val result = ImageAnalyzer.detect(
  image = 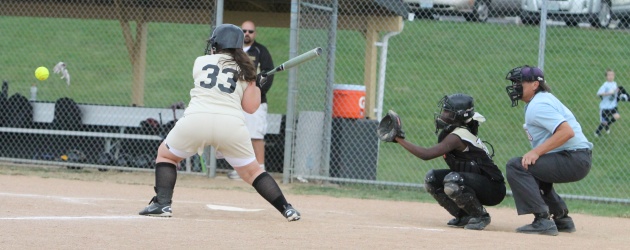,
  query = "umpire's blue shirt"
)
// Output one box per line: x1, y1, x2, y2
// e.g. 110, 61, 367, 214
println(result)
523, 92, 593, 153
